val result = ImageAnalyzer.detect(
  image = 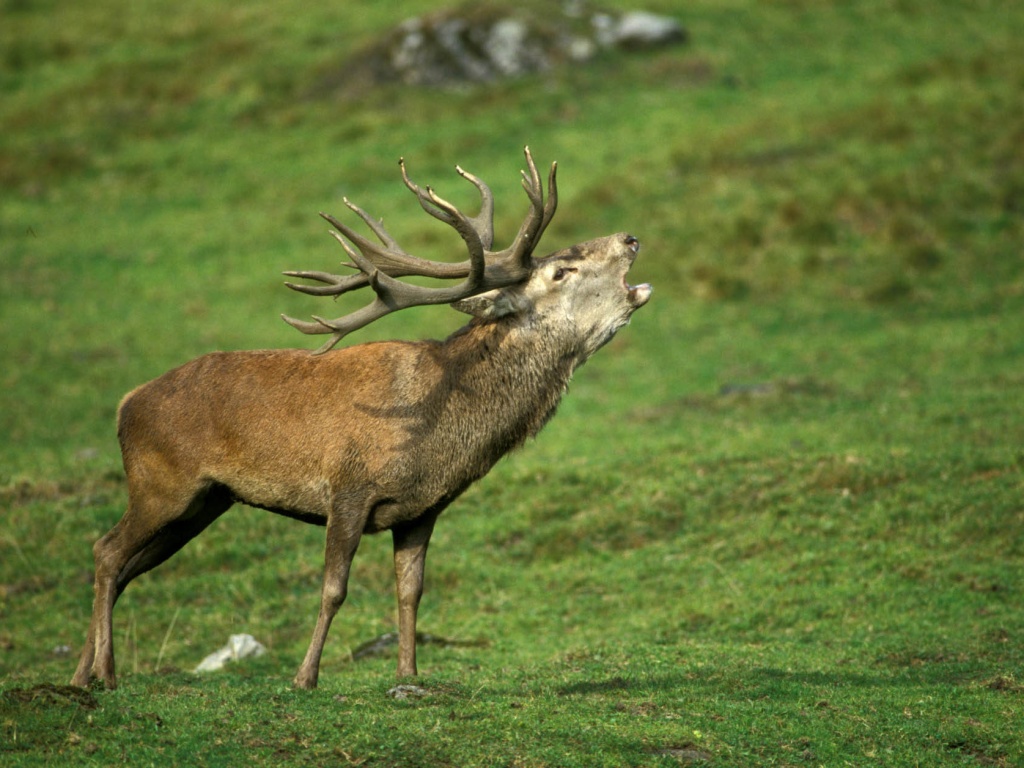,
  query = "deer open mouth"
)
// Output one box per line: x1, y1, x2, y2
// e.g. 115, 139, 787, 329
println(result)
627, 281, 653, 308
622, 236, 651, 308
624, 268, 652, 308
